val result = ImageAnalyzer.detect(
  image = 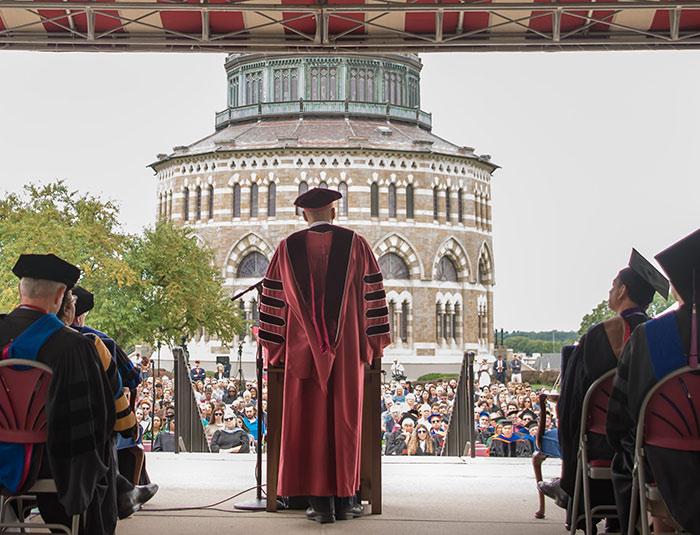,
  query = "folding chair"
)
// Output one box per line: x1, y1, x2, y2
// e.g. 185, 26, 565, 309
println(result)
628, 366, 700, 535
570, 369, 619, 535
0, 358, 81, 534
